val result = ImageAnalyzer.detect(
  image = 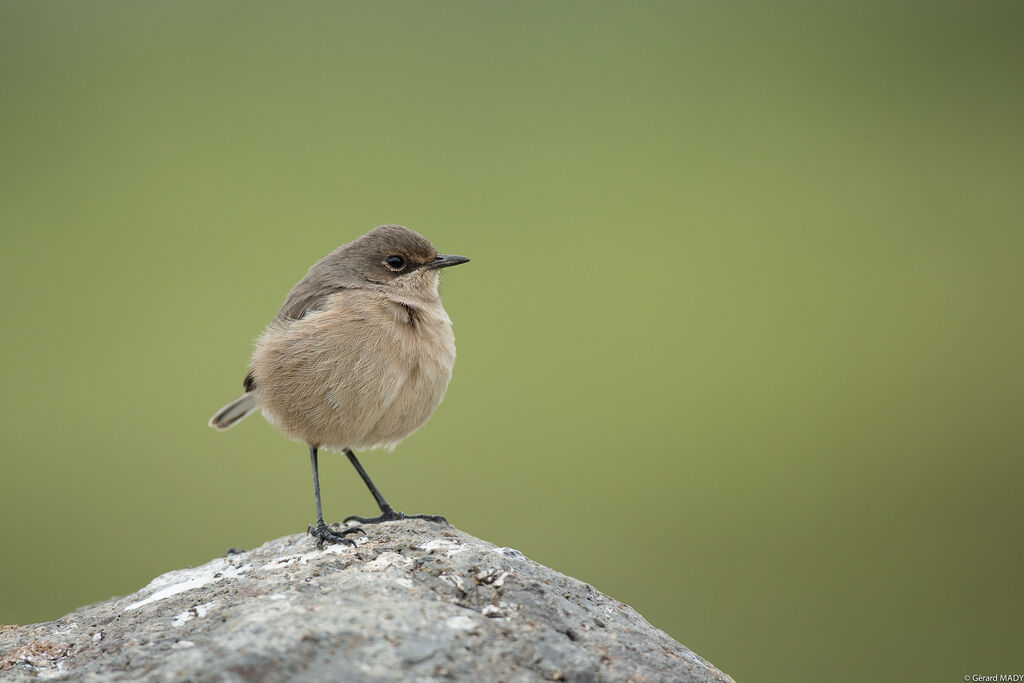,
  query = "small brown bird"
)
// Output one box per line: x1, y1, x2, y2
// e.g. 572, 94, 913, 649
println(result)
210, 224, 469, 547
